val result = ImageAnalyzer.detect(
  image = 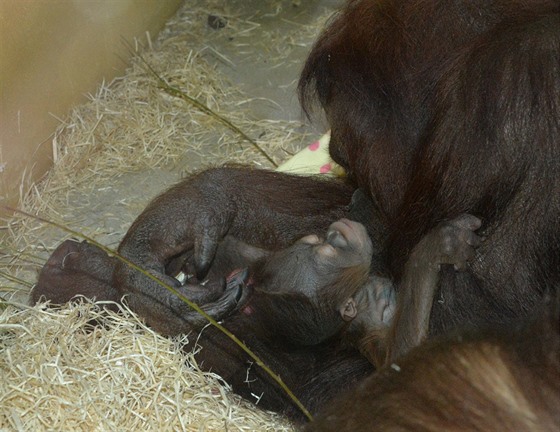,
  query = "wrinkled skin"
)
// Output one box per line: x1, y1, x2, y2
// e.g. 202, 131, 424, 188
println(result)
111, 171, 356, 337
187, 213, 481, 418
